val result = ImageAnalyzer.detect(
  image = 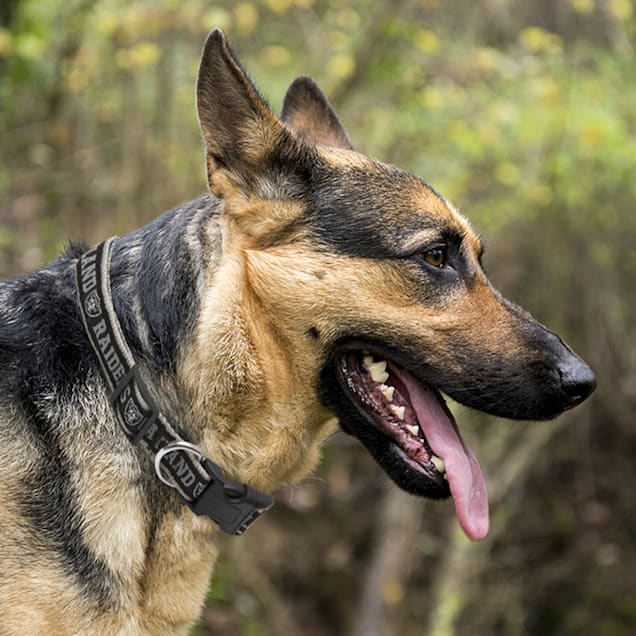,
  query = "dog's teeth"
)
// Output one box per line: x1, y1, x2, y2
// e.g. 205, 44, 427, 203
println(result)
367, 360, 389, 383
390, 405, 406, 421
431, 455, 446, 474
362, 356, 389, 384
405, 423, 419, 435
380, 384, 395, 401
372, 359, 387, 372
